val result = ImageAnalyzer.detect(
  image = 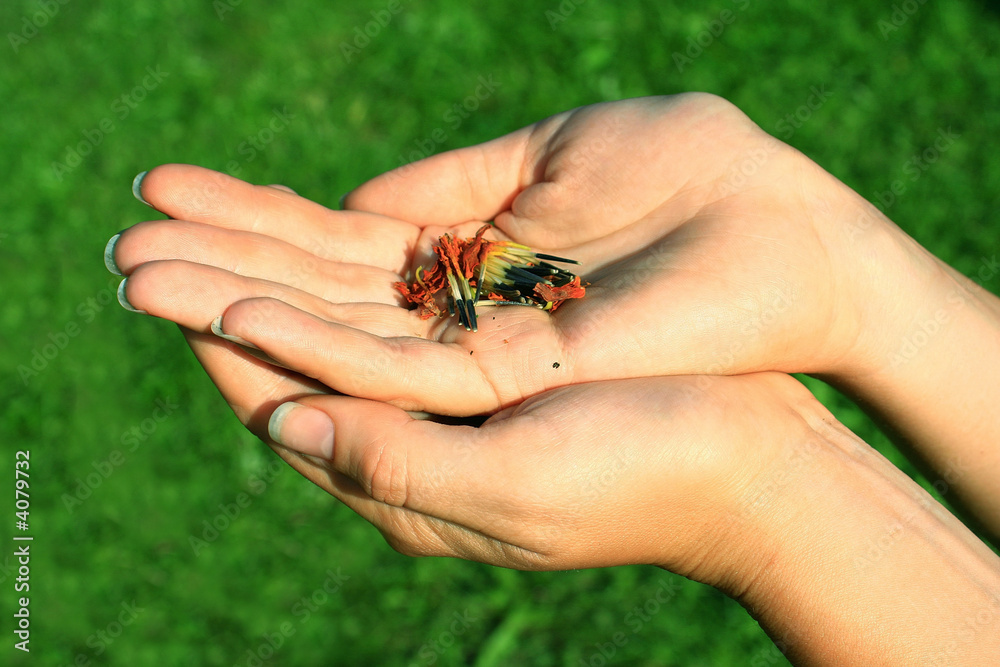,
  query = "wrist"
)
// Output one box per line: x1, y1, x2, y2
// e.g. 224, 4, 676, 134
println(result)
819, 190, 998, 383
814, 196, 1000, 538
735, 416, 1000, 664
814, 194, 947, 379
